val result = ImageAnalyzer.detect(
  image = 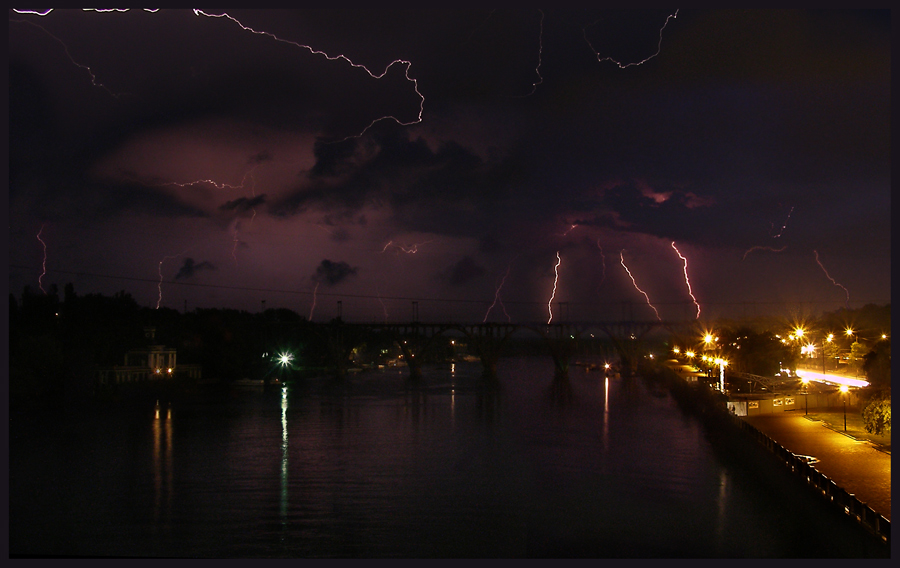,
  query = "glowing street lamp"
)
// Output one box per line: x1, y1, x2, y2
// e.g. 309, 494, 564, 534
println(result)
713, 357, 728, 393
